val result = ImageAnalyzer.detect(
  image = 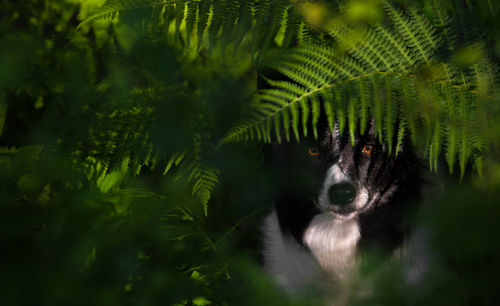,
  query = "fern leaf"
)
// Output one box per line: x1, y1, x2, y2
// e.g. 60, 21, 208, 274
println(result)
190, 166, 220, 216
384, 74, 397, 155
408, 5, 440, 50
78, 0, 155, 29
348, 95, 357, 145
197, 0, 212, 51
284, 52, 335, 85
289, 98, 300, 141
164, 150, 186, 175
357, 78, 369, 135
162, 2, 176, 32
329, 25, 379, 71
381, 0, 432, 64
209, 0, 226, 52
429, 120, 442, 172
282, 102, 291, 142
232, 0, 254, 53
260, 0, 288, 54
184, 0, 198, 47
444, 84, 458, 173
373, 24, 415, 72
395, 118, 406, 157
282, 6, 300, 48
361, 27, 397, 72
400, 75, 418, 144
430, 0, 456, 52
221, 0, 240, 55
174, 0, 186, 41
299, 96, 309, 137
297, 21, 311, 45
252, 0, 270, 55
274, 112, 282, 143
371, 74, 383, 142
319, 87, 335, 133
270, 61, 322, 90
458, 122, 472, 180
310, 92, 321, 139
